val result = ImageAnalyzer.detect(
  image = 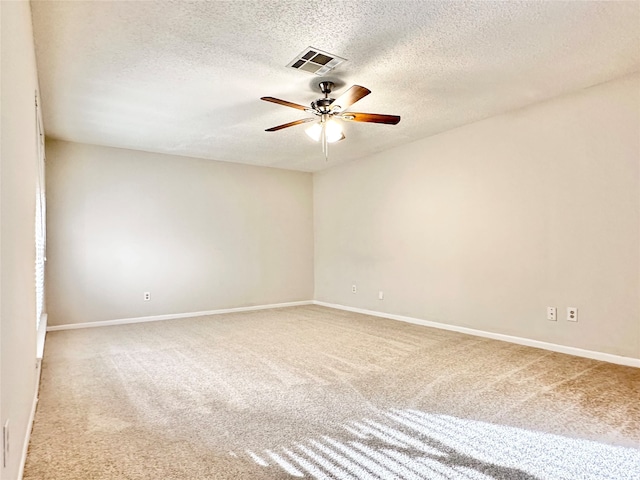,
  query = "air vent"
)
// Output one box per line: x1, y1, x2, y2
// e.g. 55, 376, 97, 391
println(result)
287, 47, 346, 76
